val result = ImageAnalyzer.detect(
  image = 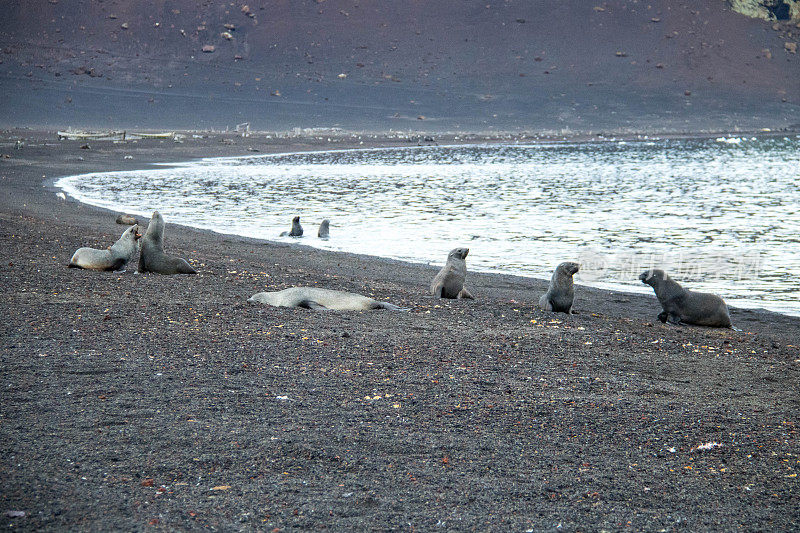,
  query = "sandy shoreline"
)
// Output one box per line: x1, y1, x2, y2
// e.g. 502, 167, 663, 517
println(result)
1, 131, 798, 530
